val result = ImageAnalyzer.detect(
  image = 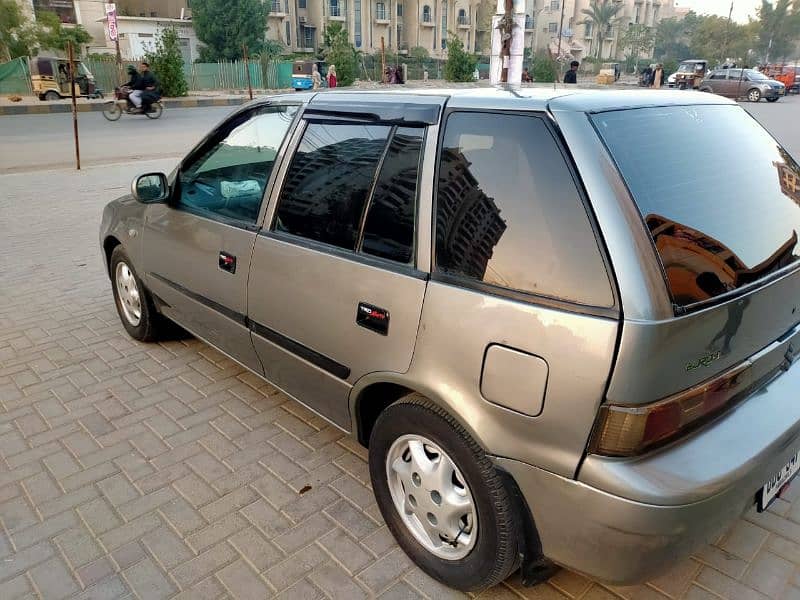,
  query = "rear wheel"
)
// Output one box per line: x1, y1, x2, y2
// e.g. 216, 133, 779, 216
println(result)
145, 102, 163, 119
747, 88, 762, 102
43, 90, 60, 101
678, 82, 687, 90
699, 86, 713, 93
369, 395, 522, 591
102, 101, 122, 121
767, 97, 780, 102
